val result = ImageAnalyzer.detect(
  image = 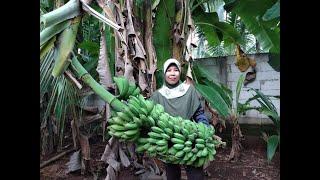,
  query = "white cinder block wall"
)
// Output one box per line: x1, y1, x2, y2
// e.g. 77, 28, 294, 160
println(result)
196, 53, 280, 125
